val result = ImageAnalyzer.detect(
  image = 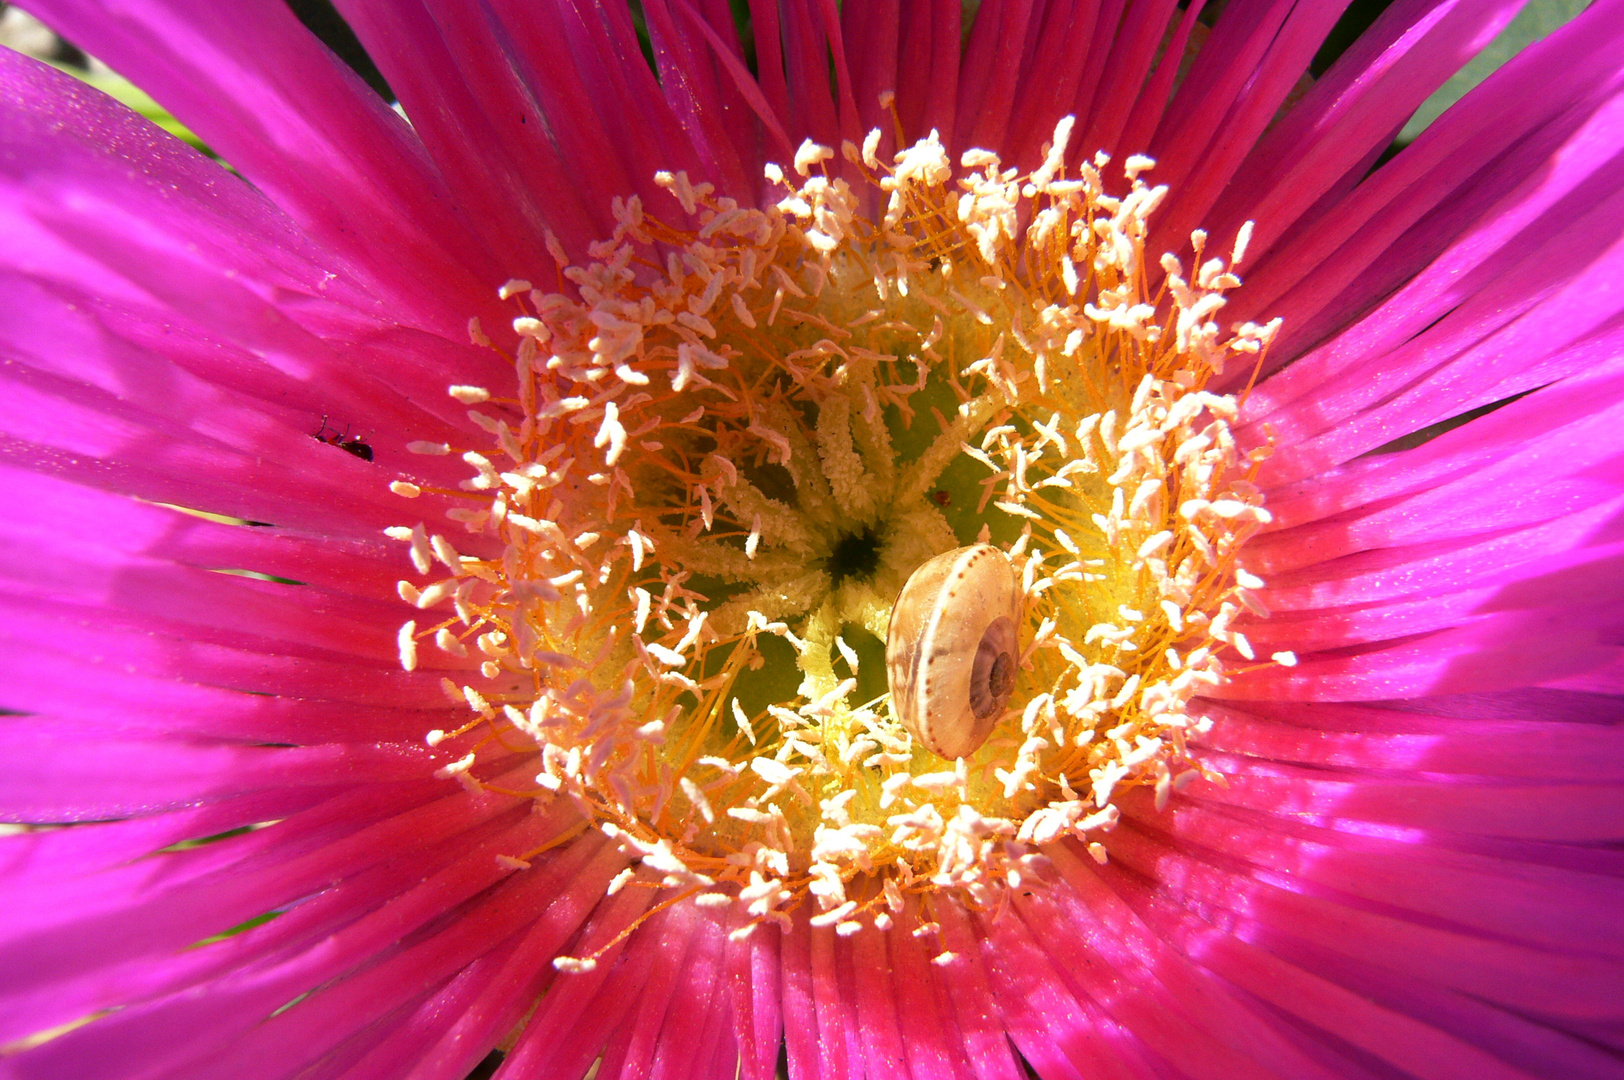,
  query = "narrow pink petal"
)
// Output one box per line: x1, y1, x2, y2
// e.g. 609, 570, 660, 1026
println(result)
1180, 749, 1624, 842
807, 921, 864, 1080
2, 799, 566, 1067
1206, 0, 1524, 271
22, 823, 612, 1080
1074, 0, 1180, 164
0, 735, 437, 821
975, 903, 1155, 1080
935, 898, 1090, 1080
775, 0, 842, 151
645, 908, 733, 1080
608, 897, 708, 1076
0, 775, 535, 1020
0, 604, 478, 711
1245, 546, 1624, 656
1249, 371, 1624, 572
262, 964, 483, 1080
0, 61, 507, 440
0, 640, 453, 744
1011, 882, 1283, 1080
1252, 199, 1624, 484
0, 58, 391, 345
0, 467, 413, 602
1147, 0, 1353, 261
726, 912, 785, 1080
329, 0, 594, 279
625, 0, 754, 197
892, 0, 961, 147
0, 789, 317, 886
1544, 656, 1624, 694
24, 0, 507, 335
402, 860, 647, 1080
956, 0, 1037, 155
666, 0, 798, 167
1231, 613, 1624, 701
1112, 0, 1206, 164
1064, 0, 1132, 171
1107, 818, 1624, 1020
744, 0, 792, 126
1146, 0, 1299, 195
1044, 841, 1348, 1079
1000, 0, 1108, 167
499, 0, 714, 218
1243, 69, 1624, 408
880, 907, 989, 1080
496, 890, 668, 1080
1230, 0, 1624, 354
778, 914, 832, 1080
814, 0, 865, 148
1260, 492, 1624, 612
840, 0, 899, 139
907, 901, 1022, 1080
849, 921, 920, 1078
1101, 857, 1555, 1080
1119, 778, 1624, 961
195, 834, 618, 1080
1199, 700, 1624, 783
0, 552, 410, 665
